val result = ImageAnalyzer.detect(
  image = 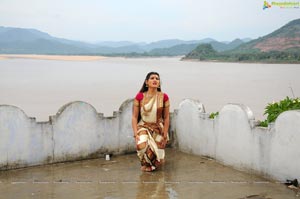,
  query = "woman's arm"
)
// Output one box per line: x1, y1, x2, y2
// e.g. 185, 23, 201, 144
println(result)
132, 105, 140, 138
163, 106, 170, 140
